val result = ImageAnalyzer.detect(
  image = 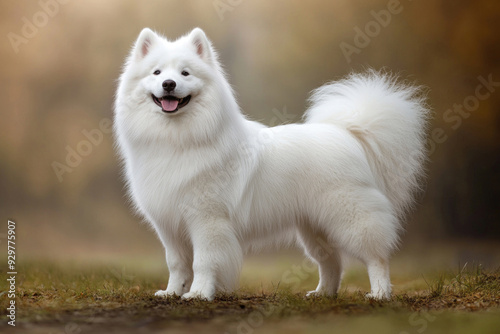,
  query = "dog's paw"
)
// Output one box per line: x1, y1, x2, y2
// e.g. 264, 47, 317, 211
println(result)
306, 290, 320, 297
155, 290, 178, 298
365, 292, 391, 300
181, 291, 213, 301
306, 289, 336, 298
